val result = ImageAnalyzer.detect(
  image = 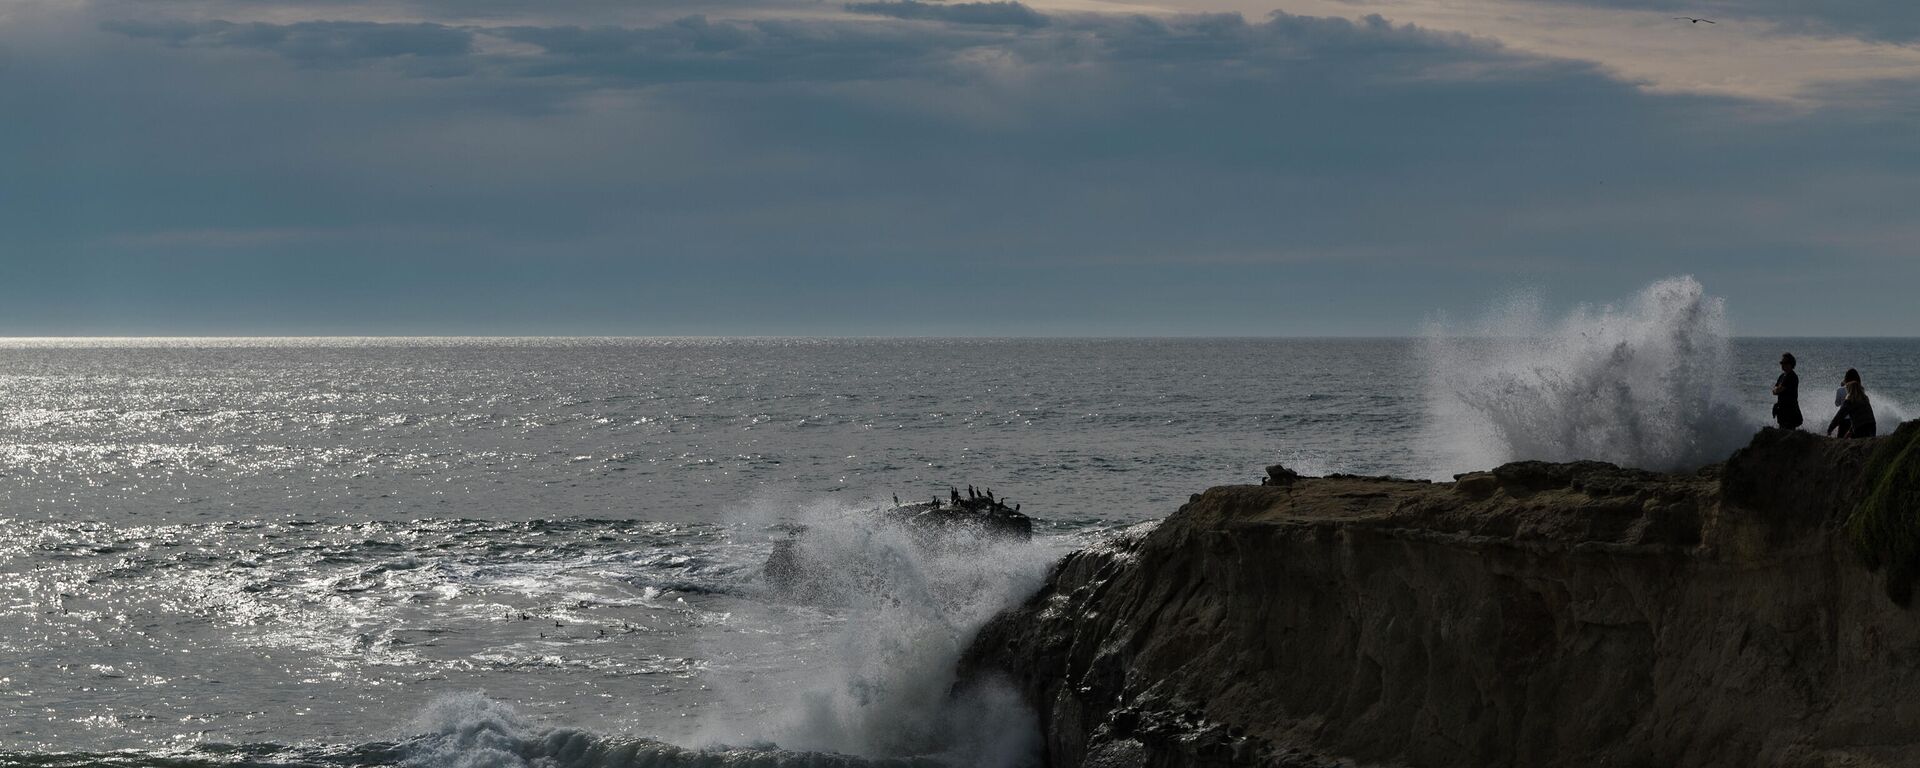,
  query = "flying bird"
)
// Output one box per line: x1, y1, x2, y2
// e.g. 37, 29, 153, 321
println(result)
1674, 16, 1715, 23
